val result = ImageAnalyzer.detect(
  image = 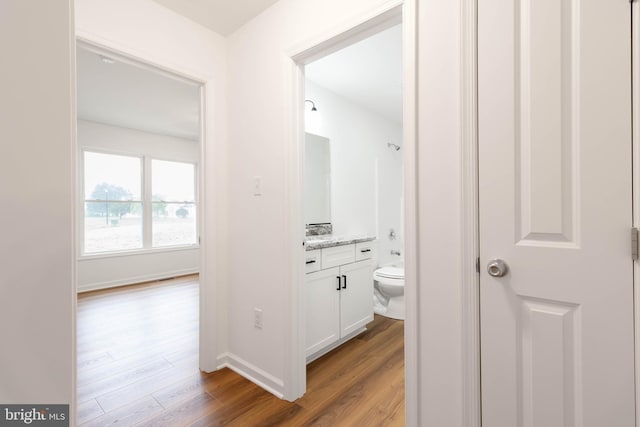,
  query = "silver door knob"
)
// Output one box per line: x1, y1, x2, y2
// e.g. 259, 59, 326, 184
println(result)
487, 259, 508, 277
